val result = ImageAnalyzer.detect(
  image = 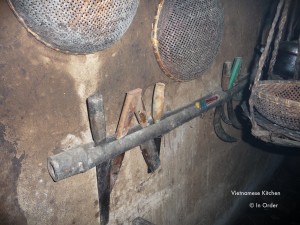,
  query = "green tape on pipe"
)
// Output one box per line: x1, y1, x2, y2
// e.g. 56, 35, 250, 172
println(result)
228, 57, 242, 90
